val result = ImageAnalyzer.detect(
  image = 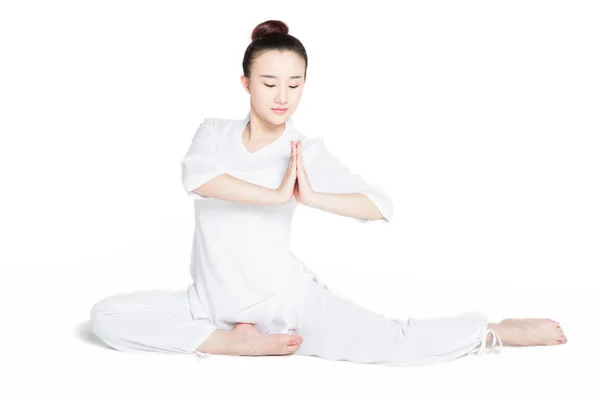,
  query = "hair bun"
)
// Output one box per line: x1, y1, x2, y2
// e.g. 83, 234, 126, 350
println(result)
251, 20, 289, 41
